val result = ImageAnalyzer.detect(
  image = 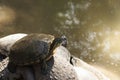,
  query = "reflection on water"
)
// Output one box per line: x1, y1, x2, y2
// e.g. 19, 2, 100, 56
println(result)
0, 0, 120, 78
0, 6, 15, 25
0, 5, 15, 35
